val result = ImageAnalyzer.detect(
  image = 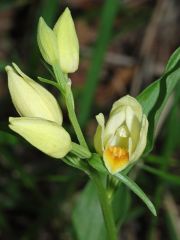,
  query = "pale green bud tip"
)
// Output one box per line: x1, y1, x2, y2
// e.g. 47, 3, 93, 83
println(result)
94, 95, 148, 174
9, 117, 71, 158
5, 66, 12, 72
37, 16, 58, 65
54, 7, 79, 73
64, 7, 71, 15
